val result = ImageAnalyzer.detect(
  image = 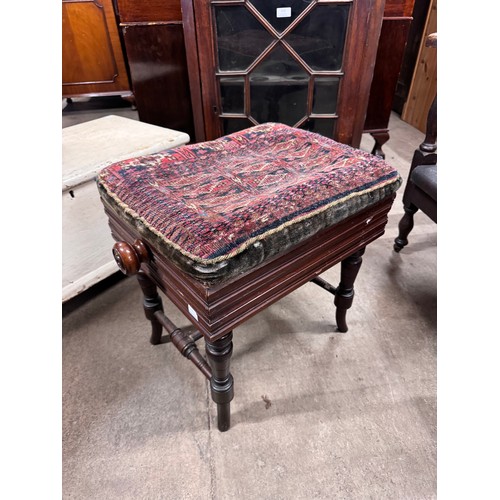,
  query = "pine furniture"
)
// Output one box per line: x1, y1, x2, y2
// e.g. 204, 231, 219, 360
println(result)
62, 115, 190, 301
